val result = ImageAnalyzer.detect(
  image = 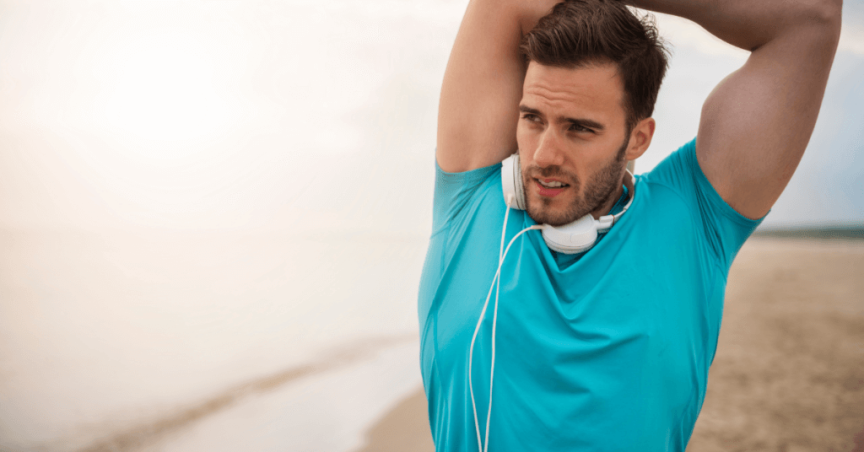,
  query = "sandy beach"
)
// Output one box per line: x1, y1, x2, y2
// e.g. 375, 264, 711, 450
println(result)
356, 237, 864, 452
